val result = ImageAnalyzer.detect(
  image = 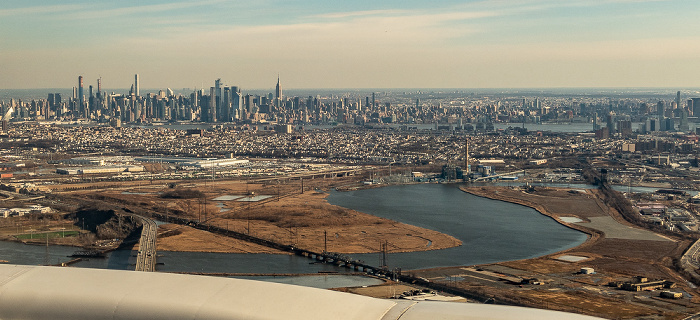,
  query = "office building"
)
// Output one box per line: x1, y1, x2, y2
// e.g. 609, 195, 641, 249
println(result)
134, 74, 139, 97
275, 75, 282, 108
679, 109, 690, 132
215, 79, 222, 122
692, 98, 700, 117
209, 87, 217, 122
78, 76, 84, 116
